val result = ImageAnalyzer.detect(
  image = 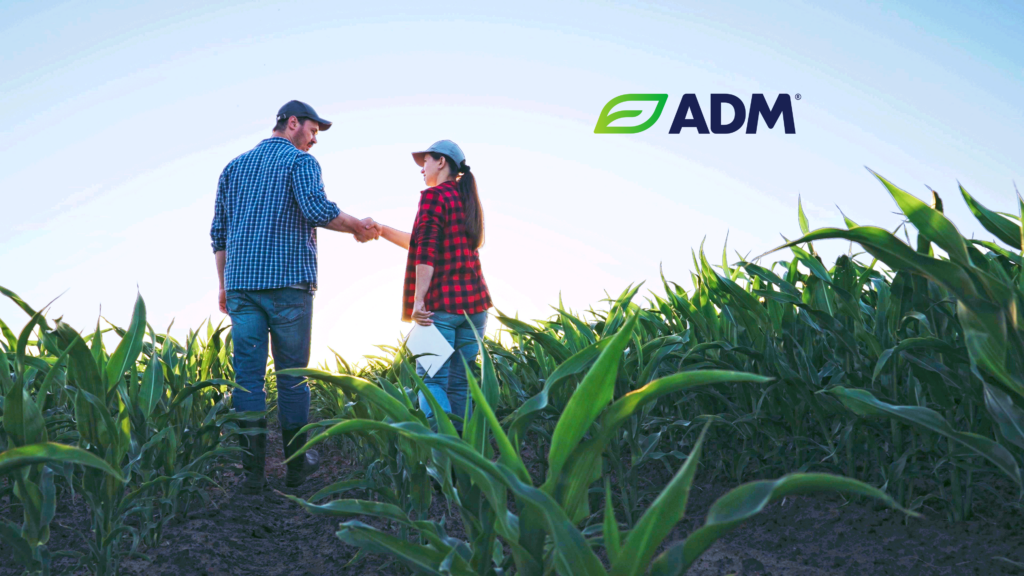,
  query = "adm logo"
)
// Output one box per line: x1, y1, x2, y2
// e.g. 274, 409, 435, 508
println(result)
595, 93, 797, 134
